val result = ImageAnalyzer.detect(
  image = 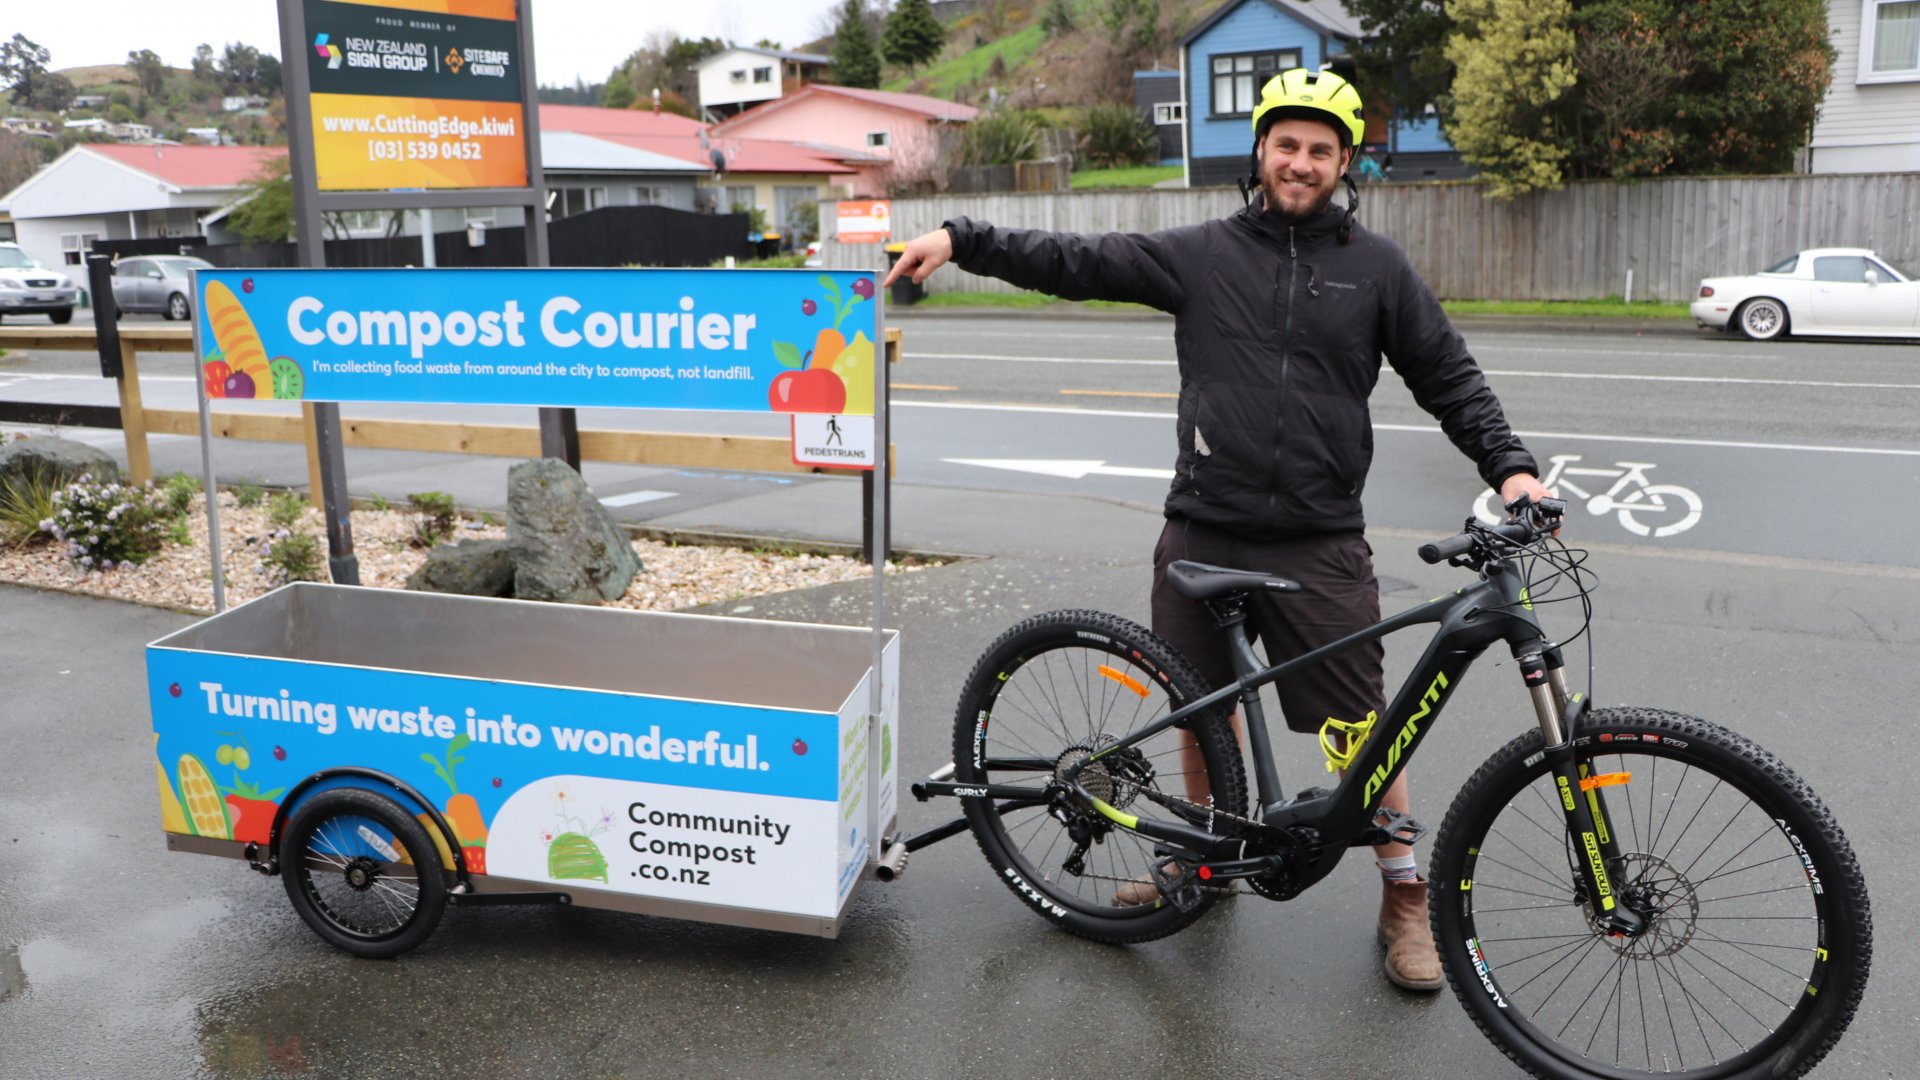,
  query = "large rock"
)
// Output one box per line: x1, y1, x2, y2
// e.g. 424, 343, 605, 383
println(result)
506, 459, 643, 604
0, 436, 119, 492
405, 538, 515, 597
